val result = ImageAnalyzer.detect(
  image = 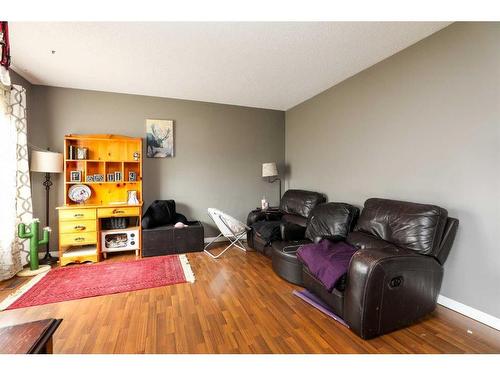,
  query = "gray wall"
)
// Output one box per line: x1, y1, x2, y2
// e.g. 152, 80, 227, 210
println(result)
26, 86, 285, 249
285, 22, 500, 318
